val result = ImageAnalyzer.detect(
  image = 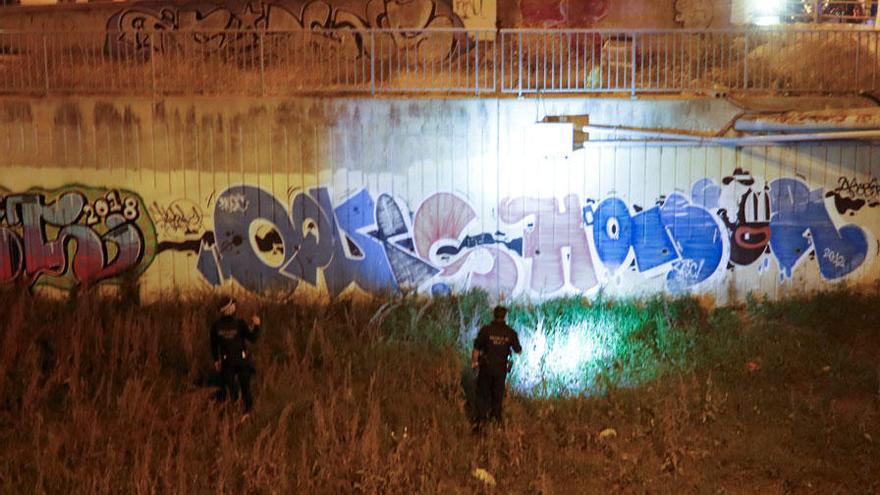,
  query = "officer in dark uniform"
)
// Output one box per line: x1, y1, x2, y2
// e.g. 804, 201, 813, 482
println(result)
210, 297, 261, 413
471, 305, 522, 429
